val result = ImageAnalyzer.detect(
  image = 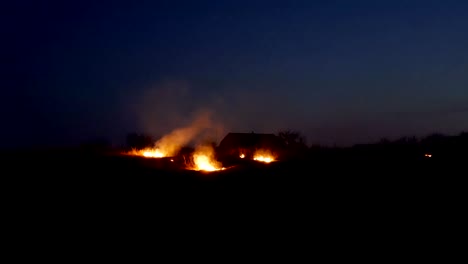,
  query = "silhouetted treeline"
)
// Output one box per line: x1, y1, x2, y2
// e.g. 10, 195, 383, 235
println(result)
101, 130, 468, 161
308, 131, 468, 161
125, 133, 154, 150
